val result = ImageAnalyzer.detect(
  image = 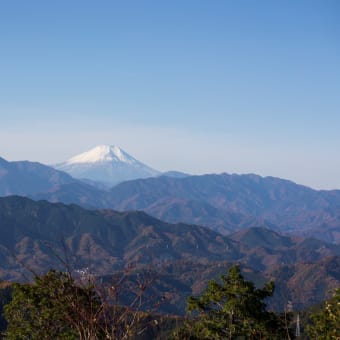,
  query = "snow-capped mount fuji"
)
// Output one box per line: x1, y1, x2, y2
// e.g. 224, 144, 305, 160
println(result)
54, 145, 160, 187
